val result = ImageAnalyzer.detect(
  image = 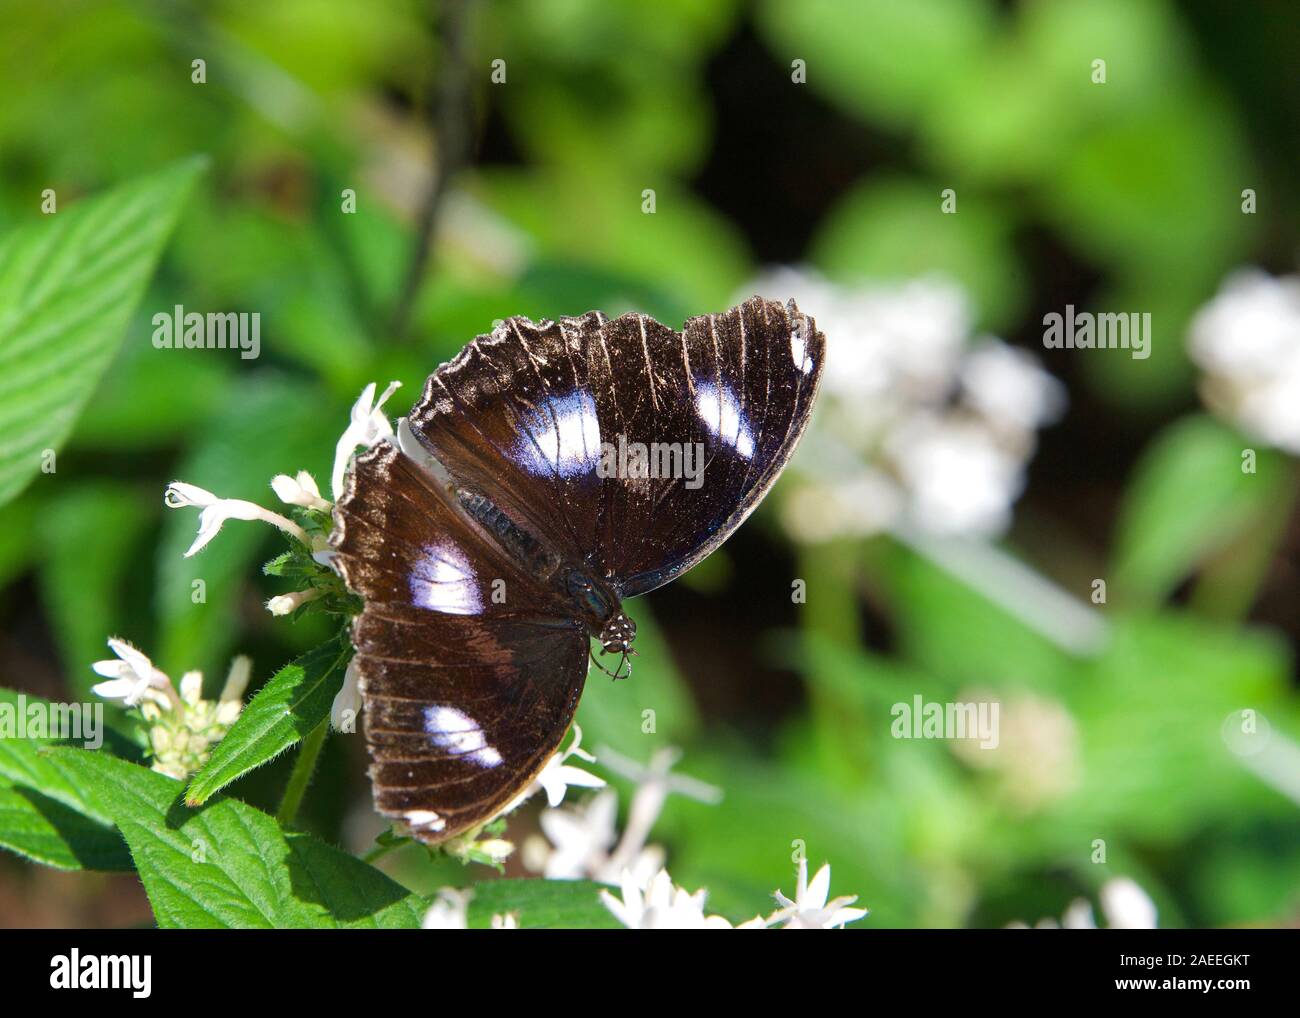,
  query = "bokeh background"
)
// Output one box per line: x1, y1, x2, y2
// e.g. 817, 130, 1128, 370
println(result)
1, 0, 1298, 927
